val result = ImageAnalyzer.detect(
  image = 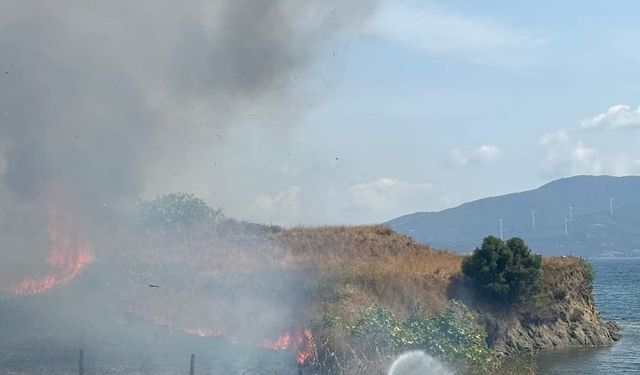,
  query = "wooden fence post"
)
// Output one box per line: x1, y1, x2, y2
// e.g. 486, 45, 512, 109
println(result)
79, 349, 84, 375
189, 354, 195, 375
